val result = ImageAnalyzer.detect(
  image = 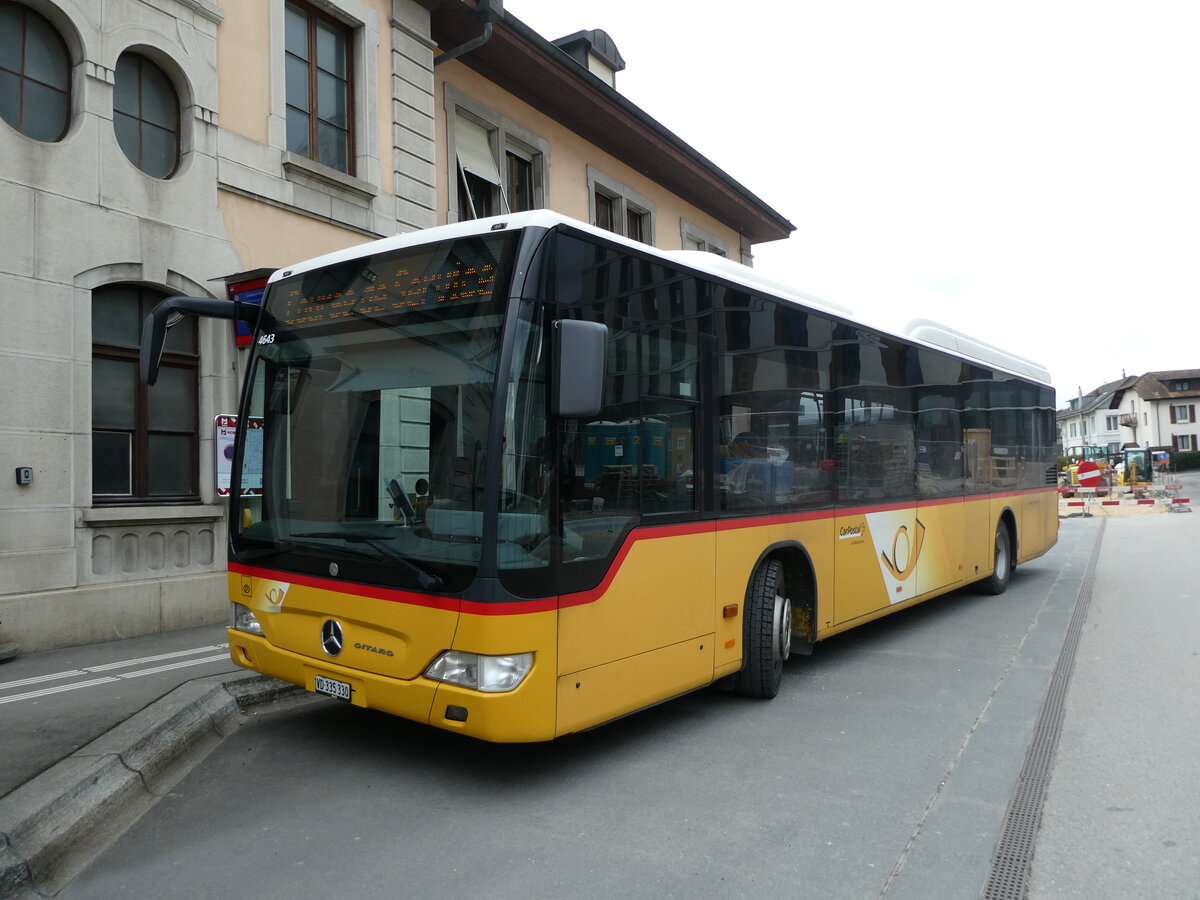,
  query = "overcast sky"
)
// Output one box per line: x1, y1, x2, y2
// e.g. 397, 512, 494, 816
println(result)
509, 1, 1199, 402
